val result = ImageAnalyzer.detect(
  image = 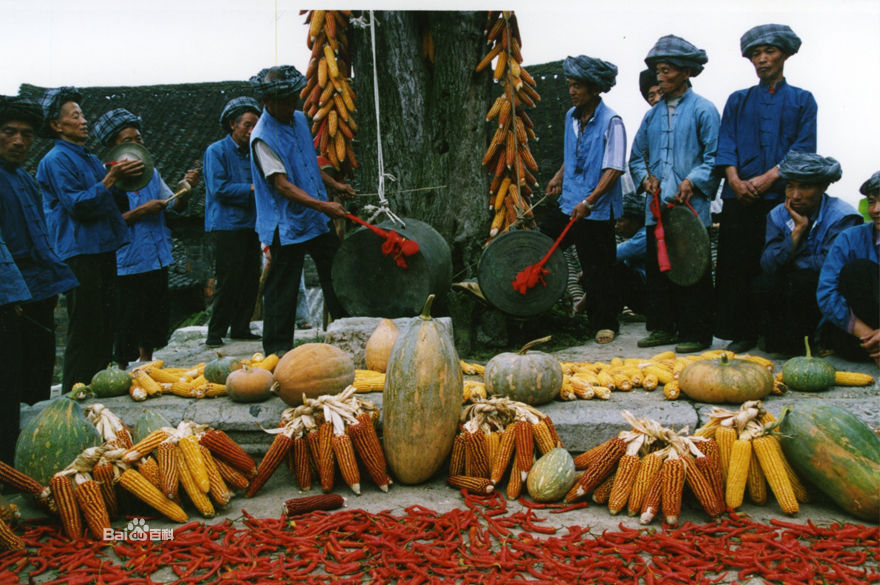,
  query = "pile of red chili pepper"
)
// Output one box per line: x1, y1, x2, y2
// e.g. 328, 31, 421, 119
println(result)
1, 492, 877, 584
